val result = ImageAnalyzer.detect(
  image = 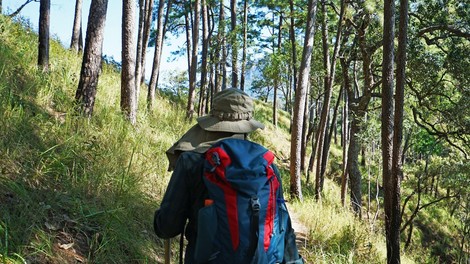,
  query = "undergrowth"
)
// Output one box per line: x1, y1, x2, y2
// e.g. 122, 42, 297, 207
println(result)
0, 14, 463, 264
